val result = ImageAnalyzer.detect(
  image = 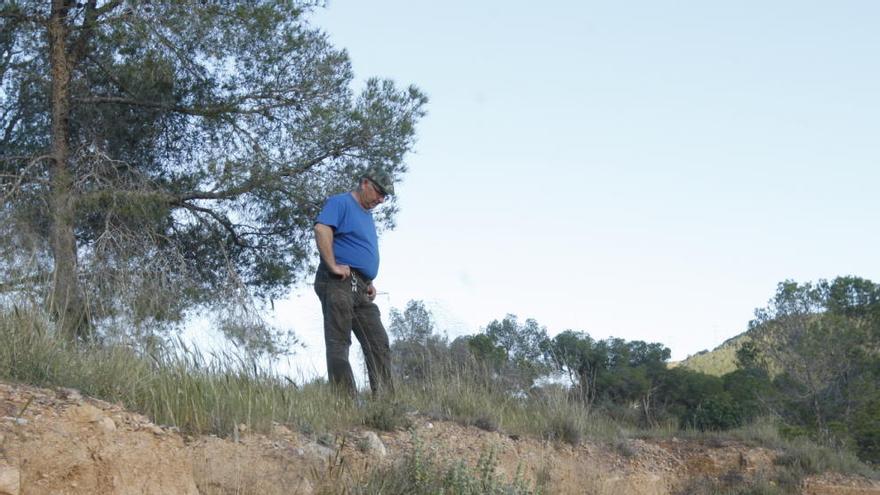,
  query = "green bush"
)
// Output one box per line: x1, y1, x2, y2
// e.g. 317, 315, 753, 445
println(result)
691, 396, 746, 431
774, 437, 876, 479
852, 397, 880, 464
362, 399, 412, 432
